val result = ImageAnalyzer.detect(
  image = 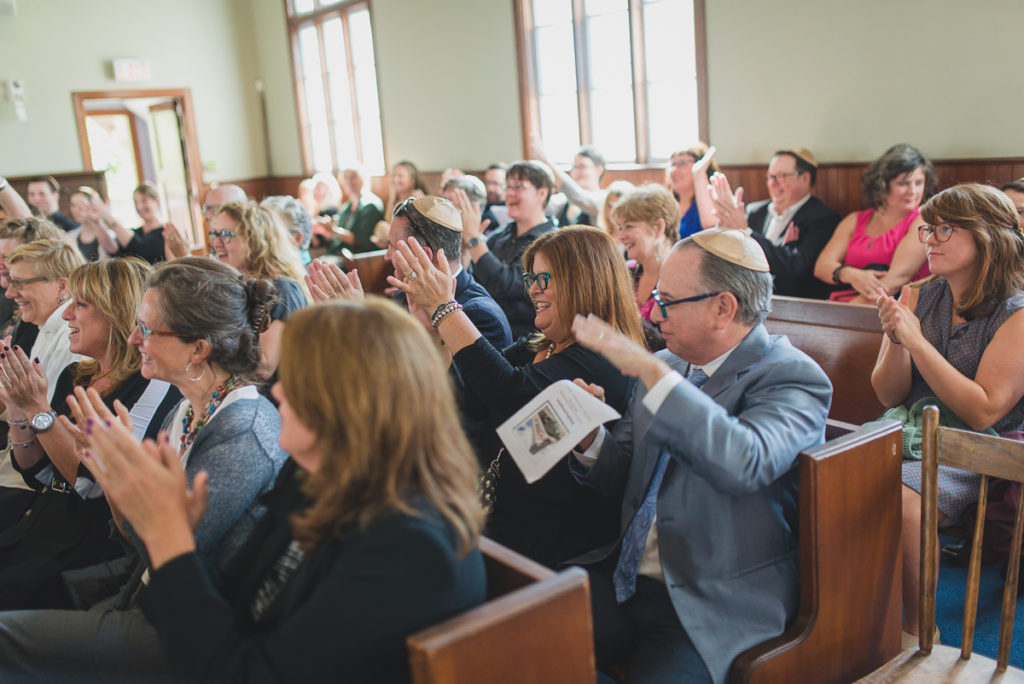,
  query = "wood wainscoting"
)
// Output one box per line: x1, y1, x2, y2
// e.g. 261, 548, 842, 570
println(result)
214, 156, 1024, 220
